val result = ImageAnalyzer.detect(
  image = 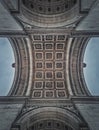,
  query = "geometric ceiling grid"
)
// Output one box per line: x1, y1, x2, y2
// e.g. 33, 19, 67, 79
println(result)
31, 35, 69, 98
